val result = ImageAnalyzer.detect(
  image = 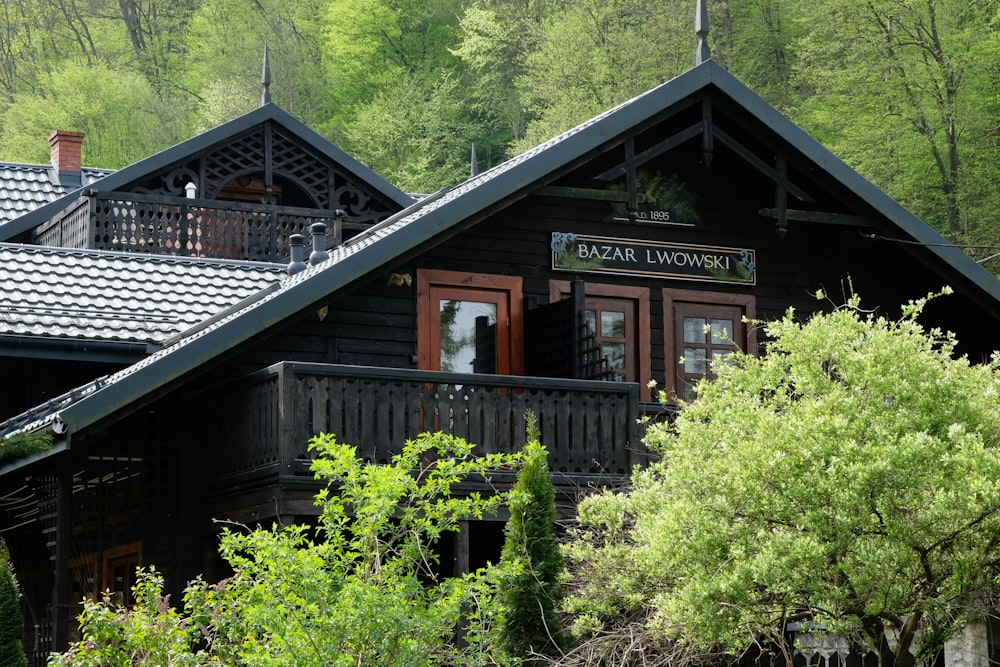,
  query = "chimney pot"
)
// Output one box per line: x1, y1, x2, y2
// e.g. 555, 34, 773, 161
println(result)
287, 234, 307, 275
309, 223, 330, 265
